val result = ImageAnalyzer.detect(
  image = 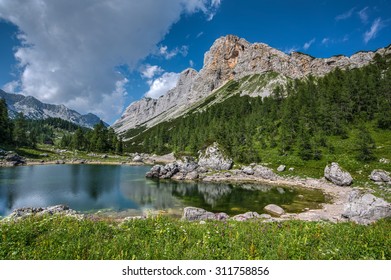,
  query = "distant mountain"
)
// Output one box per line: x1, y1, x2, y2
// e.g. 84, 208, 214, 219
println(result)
0, 90, 107, 128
